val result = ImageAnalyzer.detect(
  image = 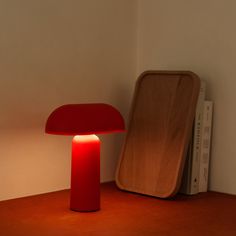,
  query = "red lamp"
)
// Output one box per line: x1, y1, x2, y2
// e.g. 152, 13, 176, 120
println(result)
45, 103, 125, 212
